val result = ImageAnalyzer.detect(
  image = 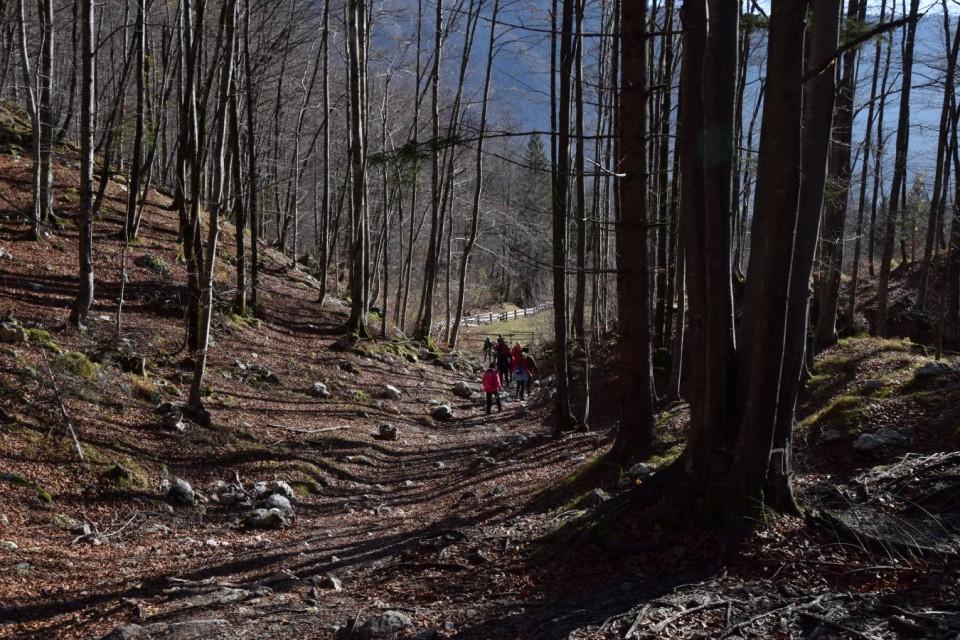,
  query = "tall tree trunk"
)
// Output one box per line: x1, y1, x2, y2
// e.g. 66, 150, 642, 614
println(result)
815, 0, 863, 350
345, 0, 370, 337
918, 2, 959, 309
551, 0, 577, 433
876, 0, 920, 336
69, 0, 95, 327
612, 0, 655, 461
848, 0, 888, 323
767, 0, 841, 513
450, 0, 500, 348
190, 0, 236, 417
